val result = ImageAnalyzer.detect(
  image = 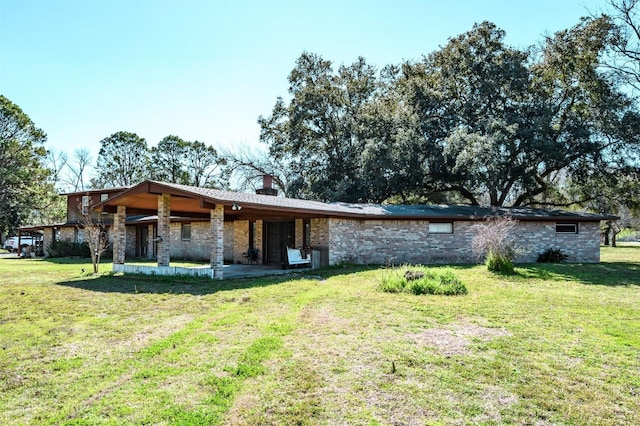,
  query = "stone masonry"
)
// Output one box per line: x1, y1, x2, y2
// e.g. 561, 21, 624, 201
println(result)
327, 219, 601, 265
113, 205, 126, 264
233, 220, 249, 264
295, 219, 304, 248
157, 194, 171, 267
166, 221, 214, 261
210, 205, 224, 279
